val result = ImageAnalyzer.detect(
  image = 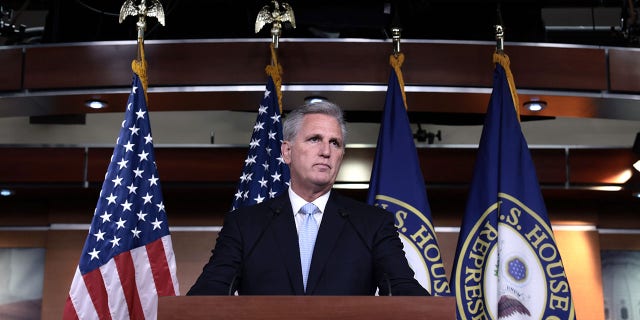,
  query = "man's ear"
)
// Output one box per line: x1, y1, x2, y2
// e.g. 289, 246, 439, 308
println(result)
281, 141, 292, 164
